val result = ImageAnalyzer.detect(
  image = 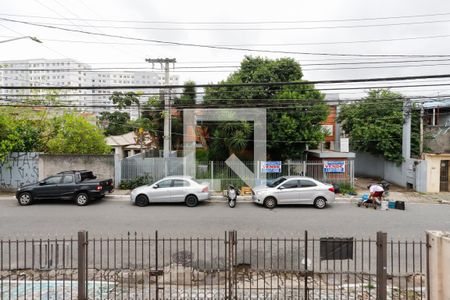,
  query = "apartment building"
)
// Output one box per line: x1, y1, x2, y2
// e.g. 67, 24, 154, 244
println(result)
0, 58, 180, 118
0, 59, 91, 107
